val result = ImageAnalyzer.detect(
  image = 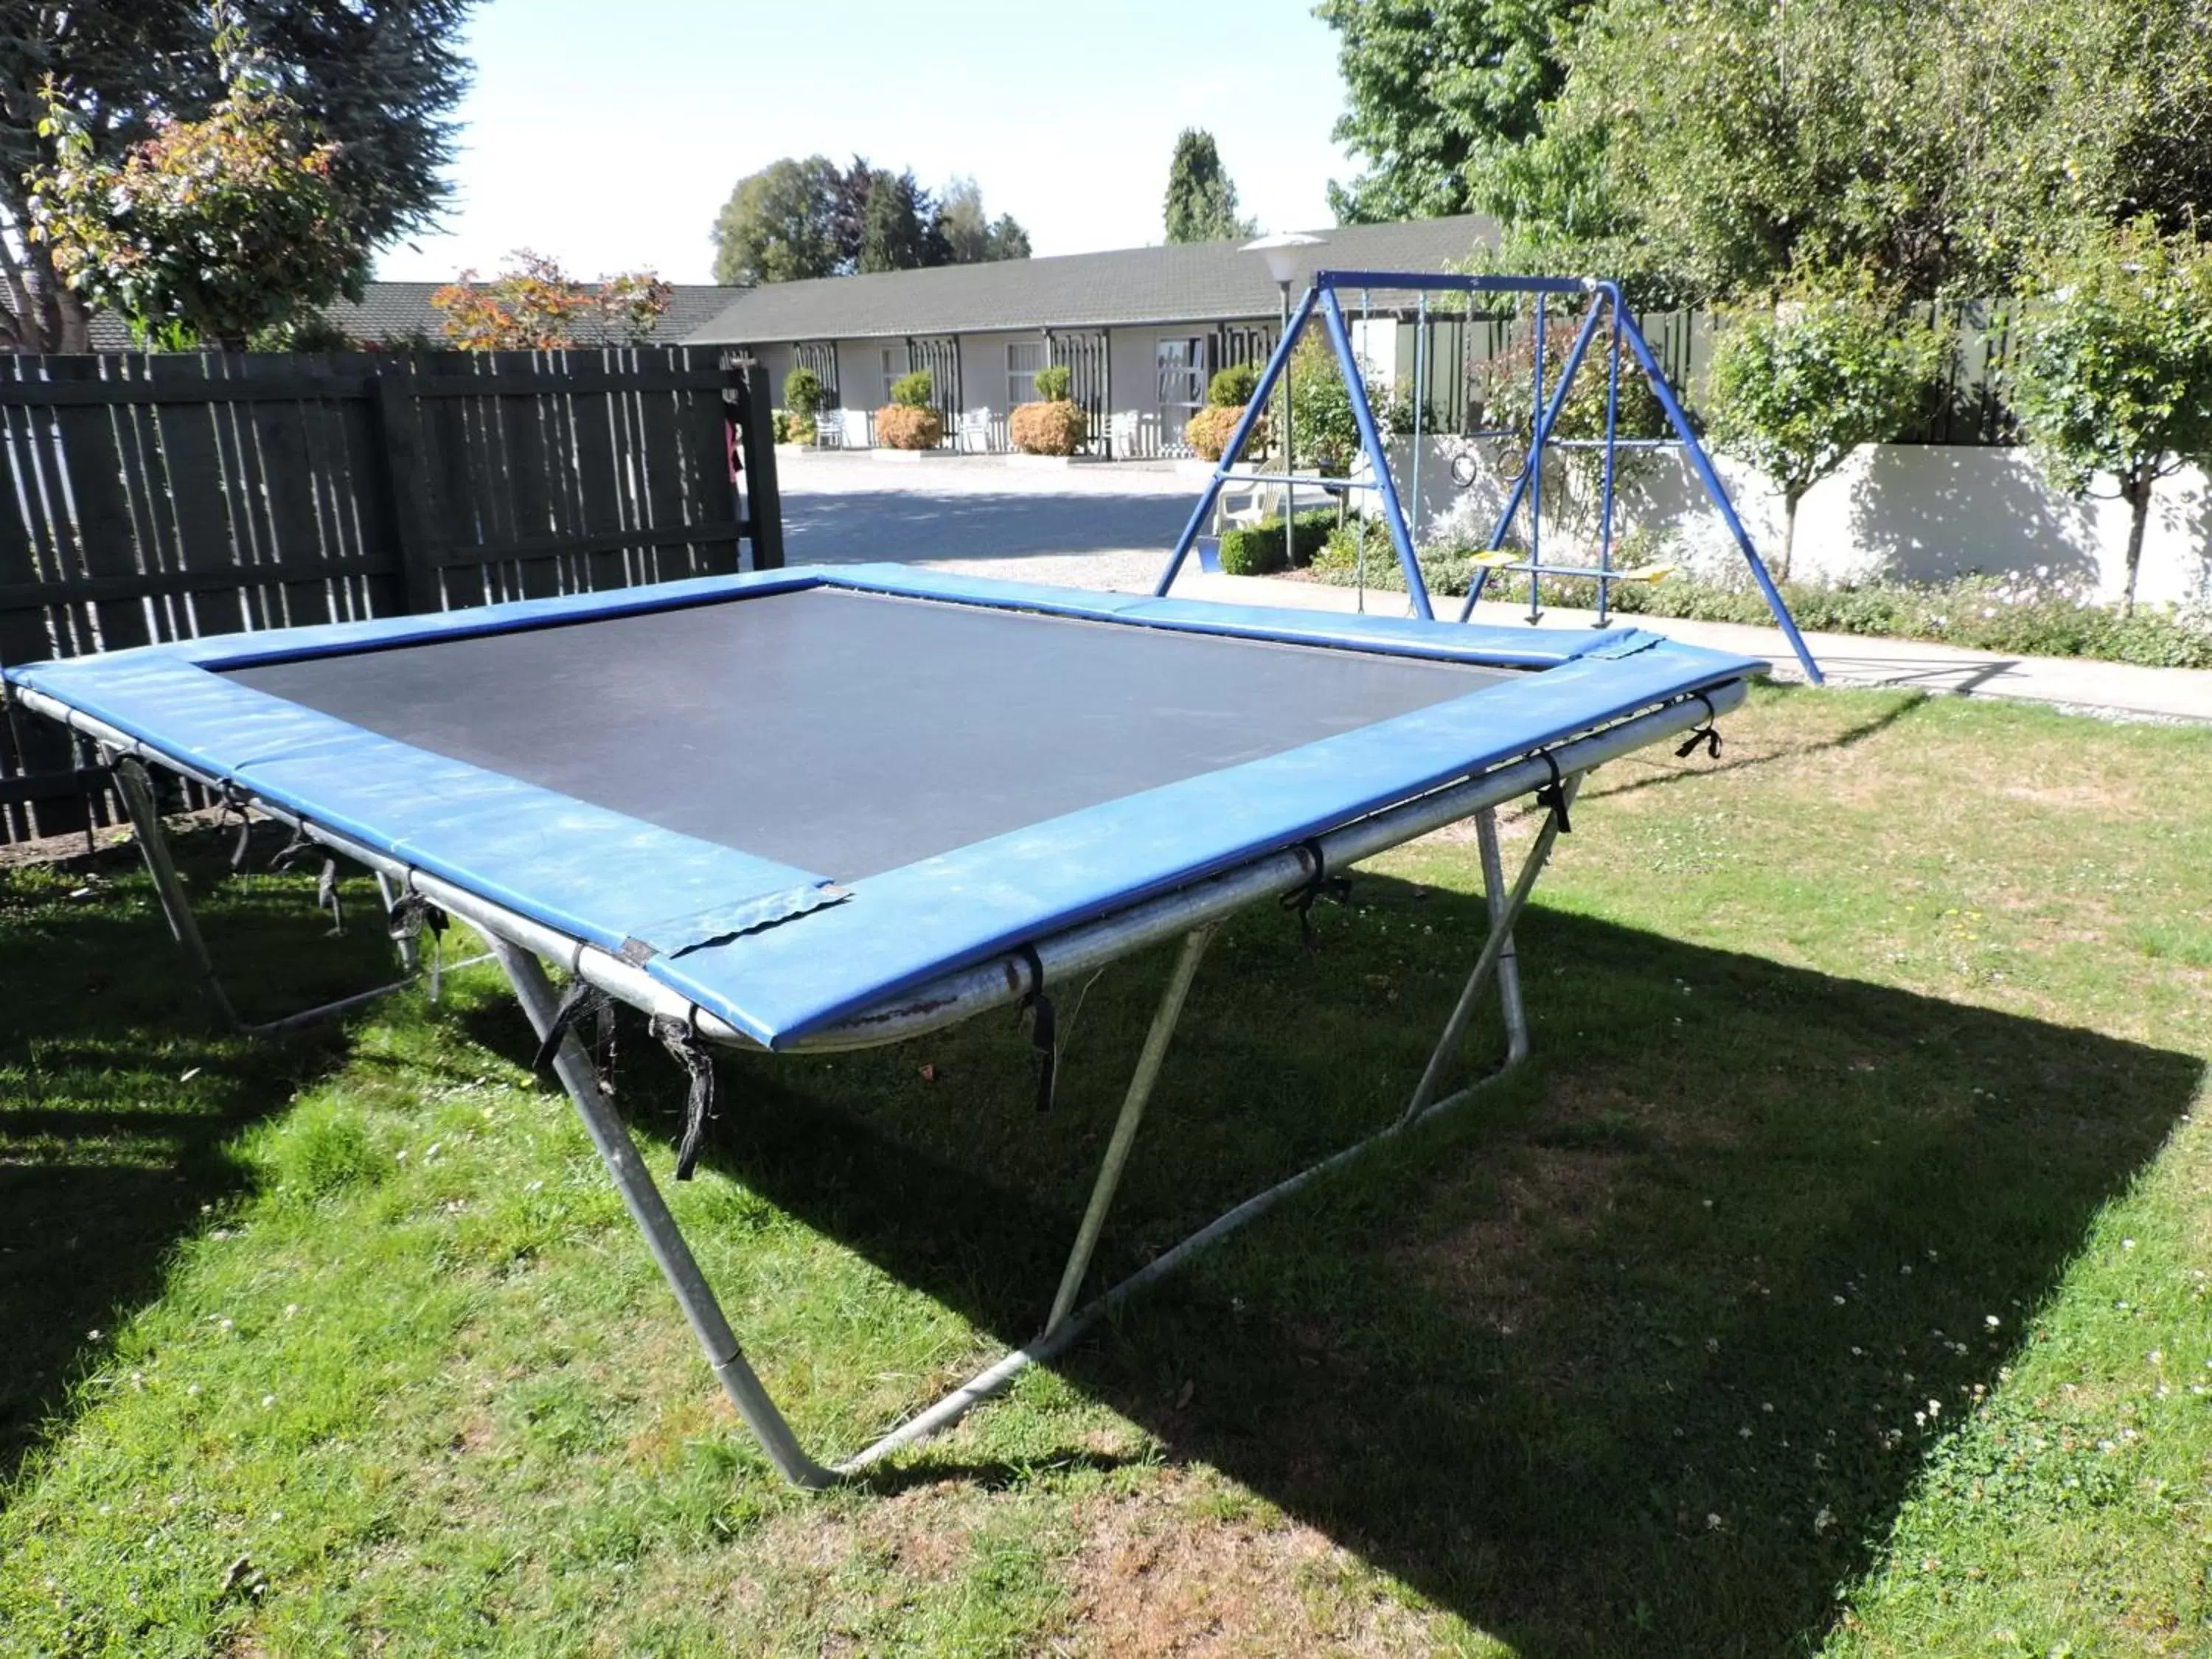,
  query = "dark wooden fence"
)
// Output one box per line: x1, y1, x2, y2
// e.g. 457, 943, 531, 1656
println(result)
0, 345, 782, 844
